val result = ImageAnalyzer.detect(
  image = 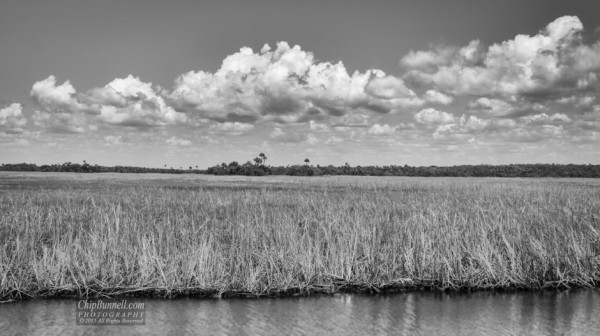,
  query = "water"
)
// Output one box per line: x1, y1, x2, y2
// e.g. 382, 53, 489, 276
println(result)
1, 290, 599, 336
